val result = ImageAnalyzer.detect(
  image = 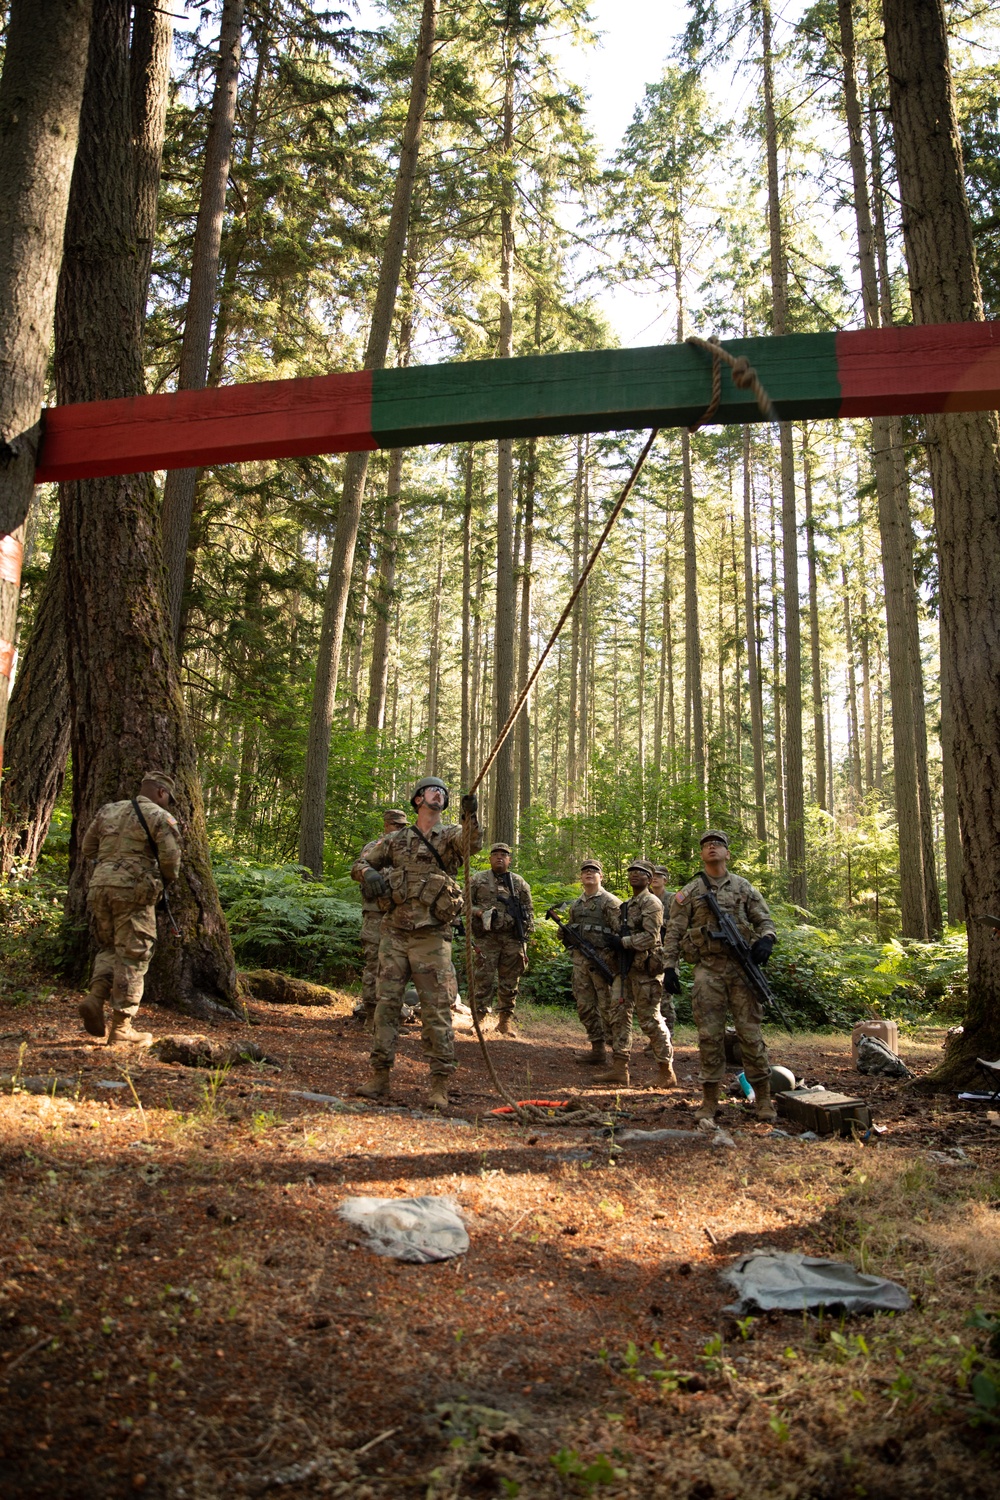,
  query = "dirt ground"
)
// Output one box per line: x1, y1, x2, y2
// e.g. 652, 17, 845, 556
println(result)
1, 987, 999, 1500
